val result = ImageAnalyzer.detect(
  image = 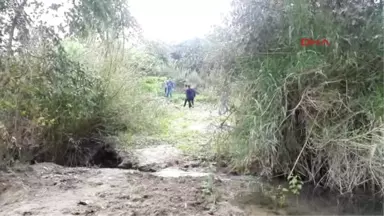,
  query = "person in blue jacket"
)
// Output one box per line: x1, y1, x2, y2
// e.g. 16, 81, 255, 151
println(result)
165, 79, 175, 98
184, 85, 196, 108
